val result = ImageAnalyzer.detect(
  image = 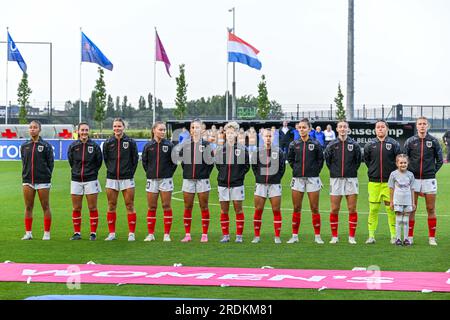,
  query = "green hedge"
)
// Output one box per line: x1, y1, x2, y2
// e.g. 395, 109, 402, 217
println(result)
91, 129, 152, 139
